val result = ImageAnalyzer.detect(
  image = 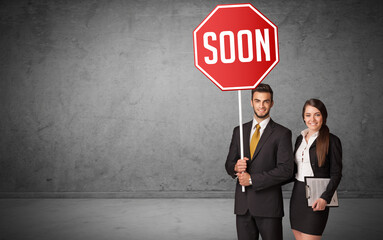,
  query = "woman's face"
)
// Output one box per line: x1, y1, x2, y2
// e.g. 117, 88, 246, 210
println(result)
304, 105, 323, 132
